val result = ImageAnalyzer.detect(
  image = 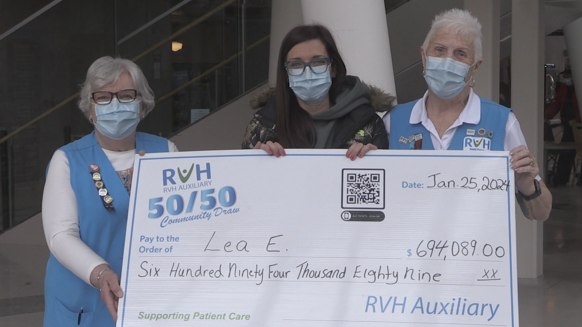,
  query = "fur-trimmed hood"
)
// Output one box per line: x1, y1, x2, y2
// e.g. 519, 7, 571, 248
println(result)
249, 76, 396, 113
